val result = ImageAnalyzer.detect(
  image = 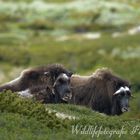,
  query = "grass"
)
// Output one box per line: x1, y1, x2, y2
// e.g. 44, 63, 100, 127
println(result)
0, 0, 140, 33
0, 91, 140, 140
0, 113, 51, 140
0, 33, 139, 90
